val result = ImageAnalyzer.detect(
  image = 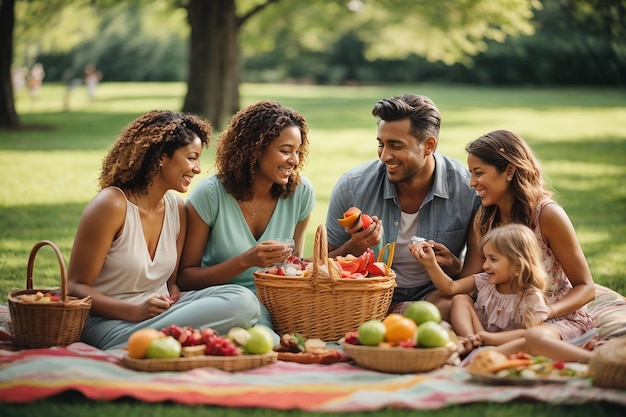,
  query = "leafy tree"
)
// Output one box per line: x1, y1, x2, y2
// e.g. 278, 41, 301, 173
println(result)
13, 0, 616, 129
